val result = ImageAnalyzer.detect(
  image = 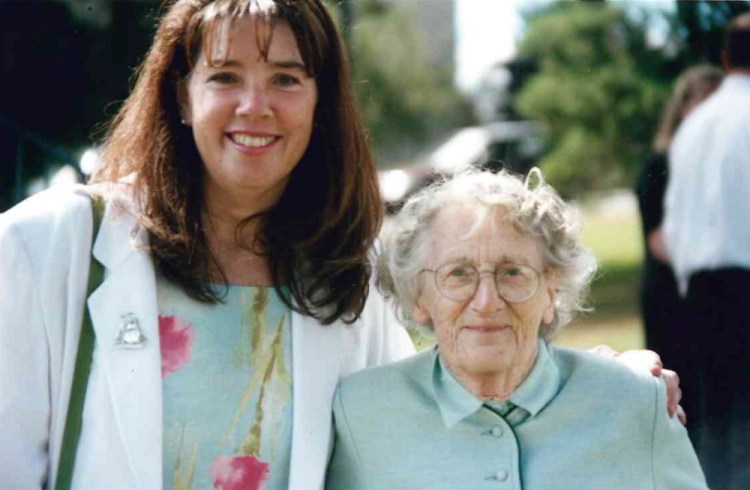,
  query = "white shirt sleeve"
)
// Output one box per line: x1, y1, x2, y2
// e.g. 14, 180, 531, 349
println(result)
0, 216, 52, 489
